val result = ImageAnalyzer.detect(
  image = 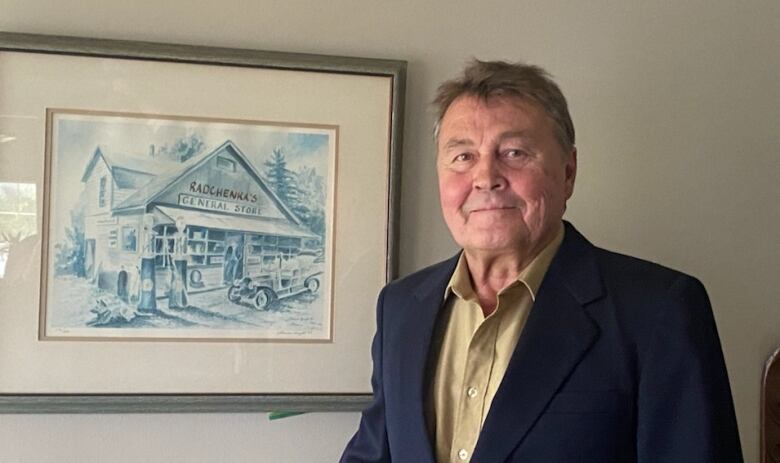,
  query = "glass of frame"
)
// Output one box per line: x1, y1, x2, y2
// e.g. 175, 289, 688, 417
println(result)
0, 32, 405, 412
